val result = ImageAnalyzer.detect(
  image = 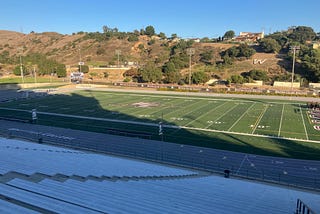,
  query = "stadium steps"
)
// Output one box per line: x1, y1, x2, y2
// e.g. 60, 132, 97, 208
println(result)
0, 171, 211, 184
